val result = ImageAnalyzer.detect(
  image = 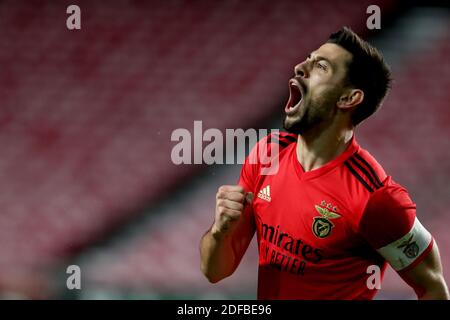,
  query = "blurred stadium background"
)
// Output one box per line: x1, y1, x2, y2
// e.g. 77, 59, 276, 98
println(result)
0, 0, 448, 299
